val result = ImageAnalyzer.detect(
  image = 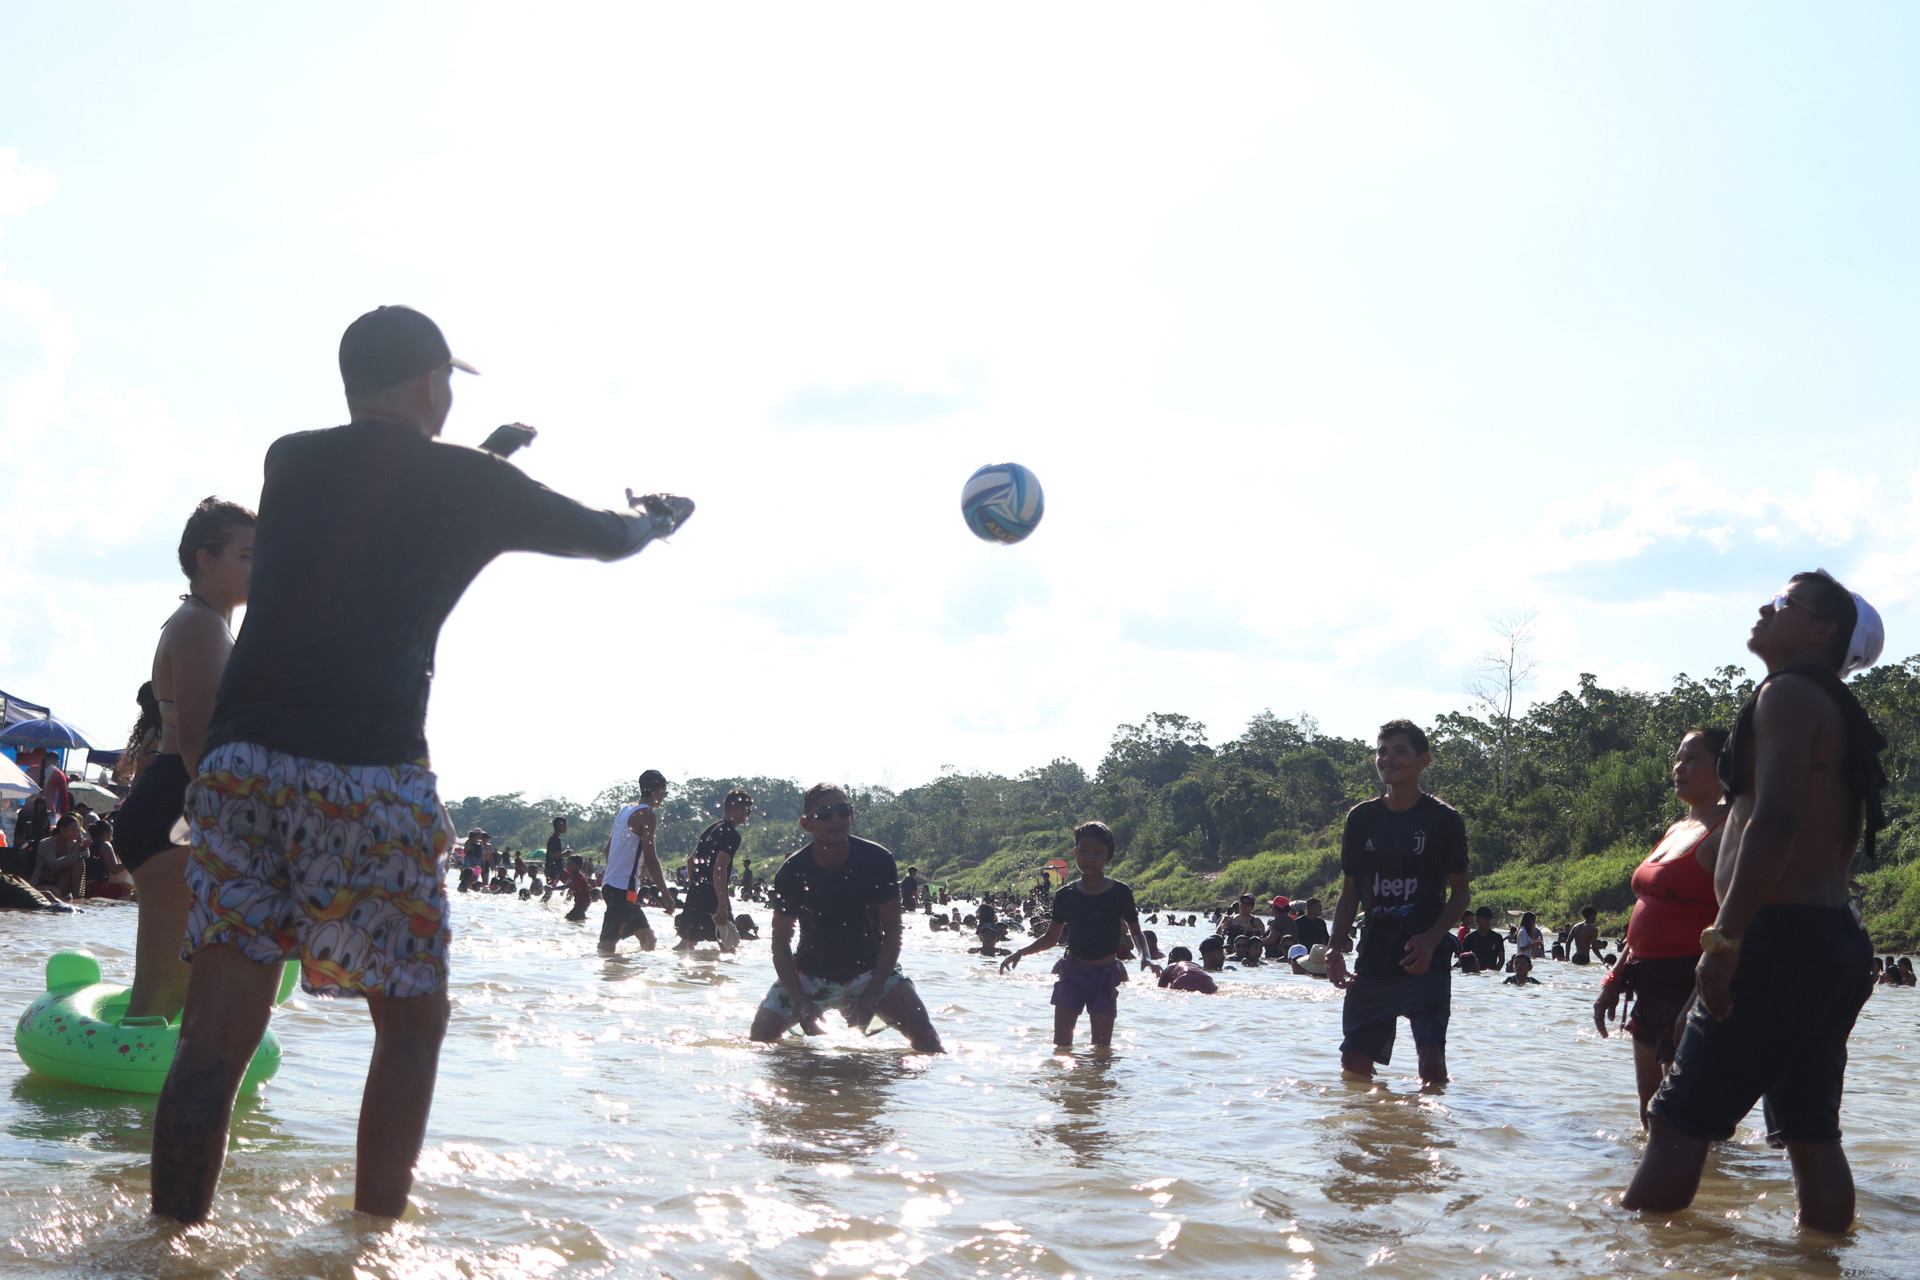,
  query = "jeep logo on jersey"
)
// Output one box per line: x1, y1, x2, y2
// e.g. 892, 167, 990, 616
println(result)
1371, 872, 1418, 901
